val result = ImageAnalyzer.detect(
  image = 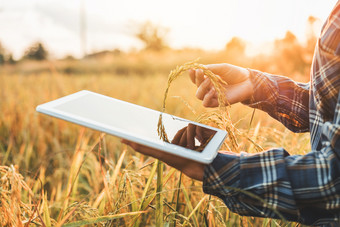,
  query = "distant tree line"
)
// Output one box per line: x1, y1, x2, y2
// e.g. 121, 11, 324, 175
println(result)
0, 41, 48, 65
0, 42, 15, 65
0, 21, 168, 66
0, 16, 319, 79
135, 21, 169, 51
224, 16, 319, 77
23, 42, 48, 61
